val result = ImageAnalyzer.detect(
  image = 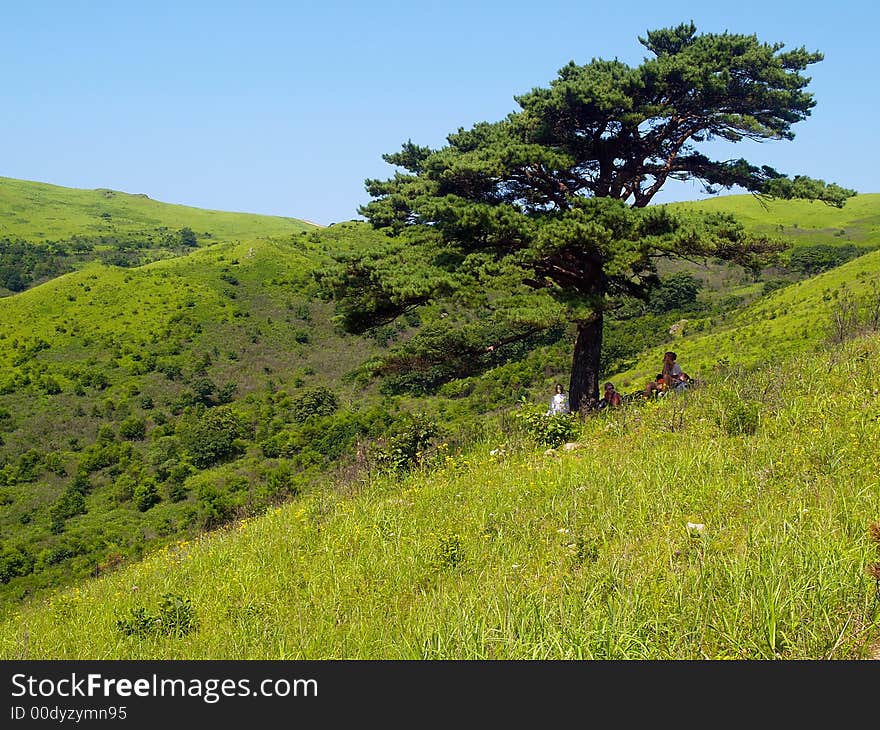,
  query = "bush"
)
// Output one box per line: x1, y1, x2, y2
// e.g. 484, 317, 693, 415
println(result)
374, 414, 438, 473
787, 244, 864, 276
78, 442, 121, 473
289, 386, 338, 423
180, 406, 248, 468
432, 533, 465, 570
49, 488, 87, 533
178, 227, 198, 248
43, 452, 67, 476
649, 272, 702, 313
119, 416, 146, 441
133, 479, 160, 511
515, 410, 577, 447
263, 462, 301, 501
196, 484, 233, 529
0, 544, 34, 584
114, 473, 136, 503
116, 592, 198, 638
40, 376, 62, 395
714, 392, 761, 436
